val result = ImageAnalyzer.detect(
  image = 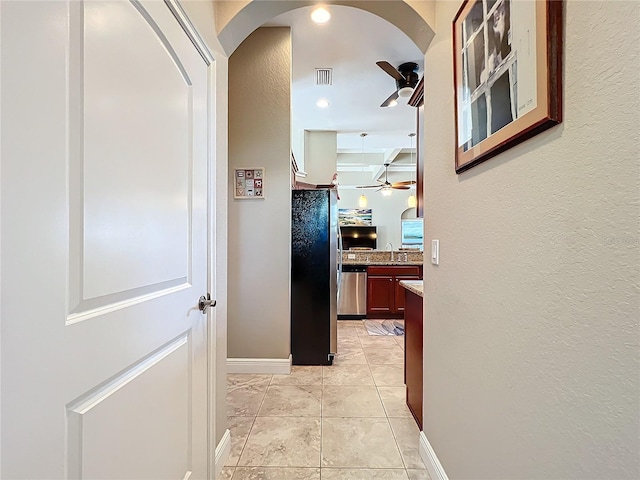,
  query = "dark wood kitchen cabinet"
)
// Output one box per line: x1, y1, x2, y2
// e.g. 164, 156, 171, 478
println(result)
402, 283, 424, 429
366, 265, 422, 318
366, 274, 395, 315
